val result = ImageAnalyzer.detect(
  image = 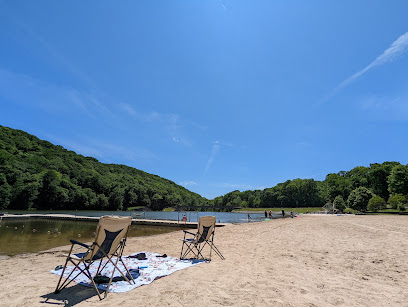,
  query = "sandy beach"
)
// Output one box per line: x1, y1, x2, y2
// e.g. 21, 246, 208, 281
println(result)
1, 214, 407, 307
